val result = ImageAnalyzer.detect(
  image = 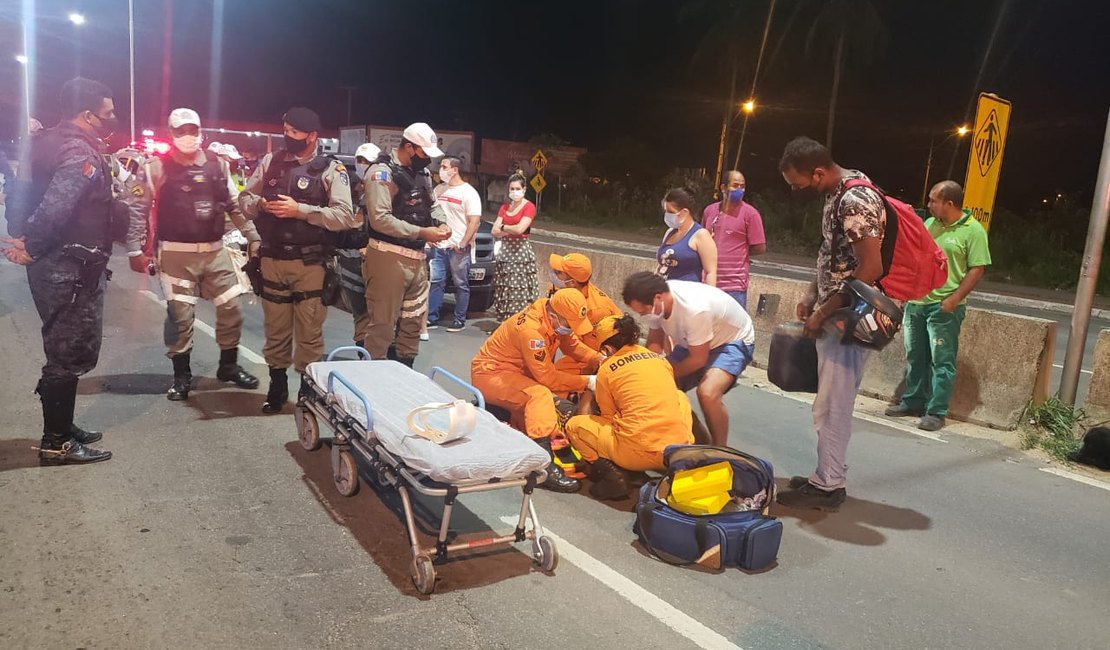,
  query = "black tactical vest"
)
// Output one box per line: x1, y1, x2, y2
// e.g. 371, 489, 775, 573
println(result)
156, 156, 229, 244
366, 157, 435, 251
6, 125, 114, 249
255, 150, 332, 246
